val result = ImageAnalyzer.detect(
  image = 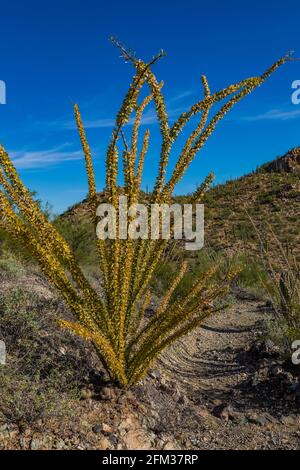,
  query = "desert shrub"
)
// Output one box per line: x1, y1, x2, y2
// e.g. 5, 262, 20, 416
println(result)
0, 368, 57, 429
54, 216, 97, 266
0, 249, 26, 279
233, 254, 274, 298
154, 248, 237, 312
0, 288, 100, 427
0, 41, 294, 387
246, 217, 300, 350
